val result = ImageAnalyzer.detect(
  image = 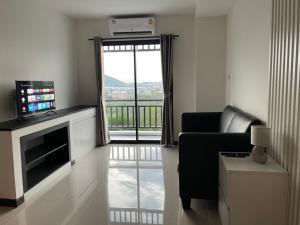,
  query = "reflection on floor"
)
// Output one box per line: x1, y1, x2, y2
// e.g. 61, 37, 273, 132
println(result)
109, 131, 161, 141
109, 146, 164, 224
0, 144, 221, 225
